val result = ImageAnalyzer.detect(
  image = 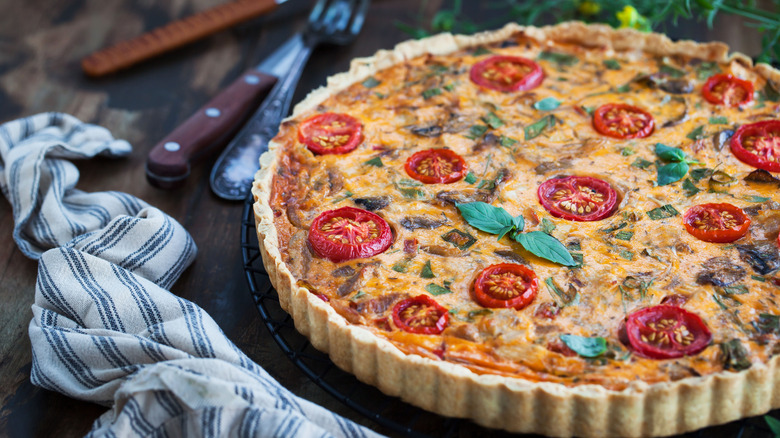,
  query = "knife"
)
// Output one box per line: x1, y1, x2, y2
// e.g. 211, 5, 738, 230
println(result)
145, 35, 301, 189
